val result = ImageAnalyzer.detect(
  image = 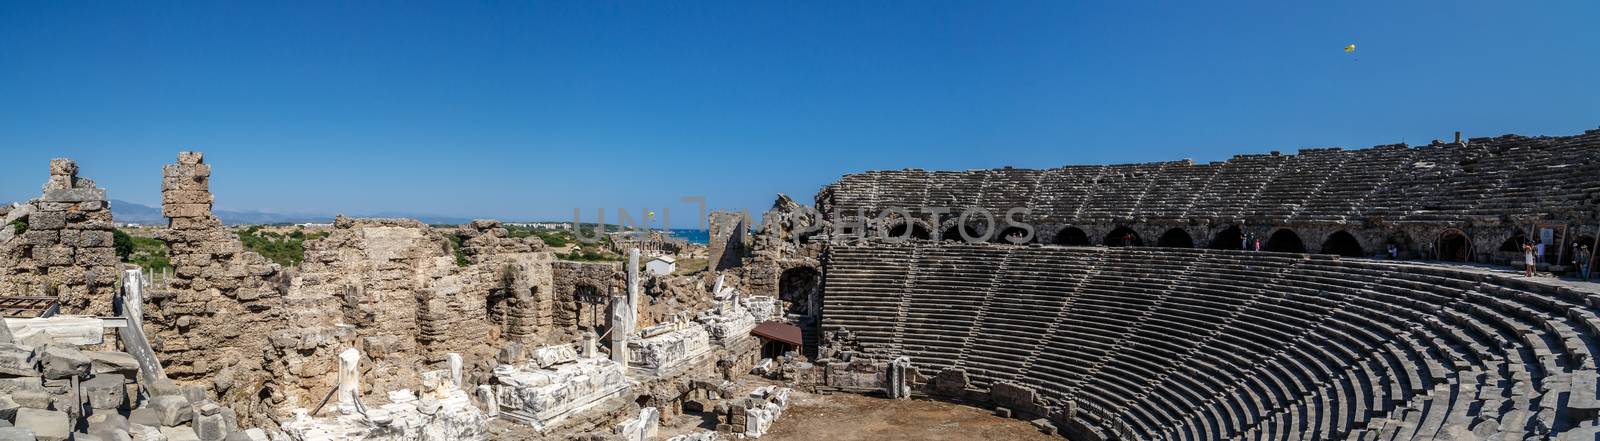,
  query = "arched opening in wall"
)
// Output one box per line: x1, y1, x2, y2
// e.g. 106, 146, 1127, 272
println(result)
573, 284, 608, 337
1052, 227, 1091, 246
1264, 229, 1306, 253
1156, 228, 1194, 248
1499, 230, 1528, 253
1104, 227, 1143, 247
1210, 226, 1245, 250
486, 288, 510, 335
992, 226, 1032, 245
1438, 230, 1472, 262
778, 266, 822, 360
1321, 231, 1364, 257
885, 223, 931, 241
779, 267, 821, 317
941, 224, 986, 243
